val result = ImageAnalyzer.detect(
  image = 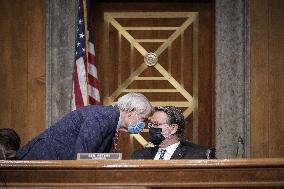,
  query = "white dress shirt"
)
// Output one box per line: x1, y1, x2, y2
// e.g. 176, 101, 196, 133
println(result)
154, 141, 180, 160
